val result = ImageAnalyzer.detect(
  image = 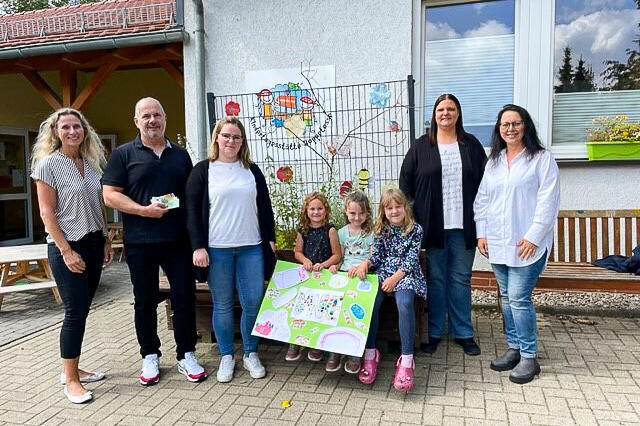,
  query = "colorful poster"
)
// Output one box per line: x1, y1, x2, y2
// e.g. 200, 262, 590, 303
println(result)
252, 260, 378, 357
